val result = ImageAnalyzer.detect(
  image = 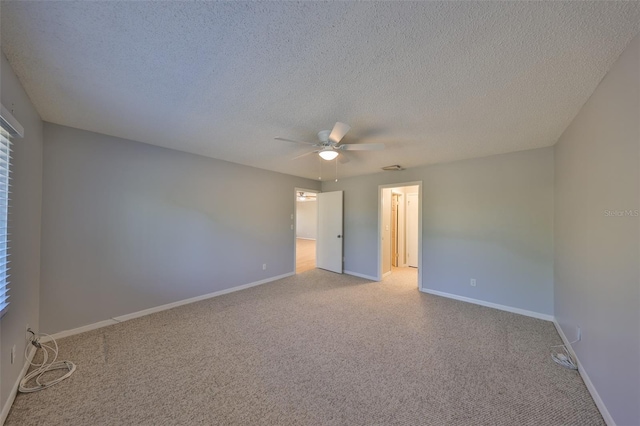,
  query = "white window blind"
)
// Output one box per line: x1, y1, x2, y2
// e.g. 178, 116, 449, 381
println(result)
0, 105, 22, 319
